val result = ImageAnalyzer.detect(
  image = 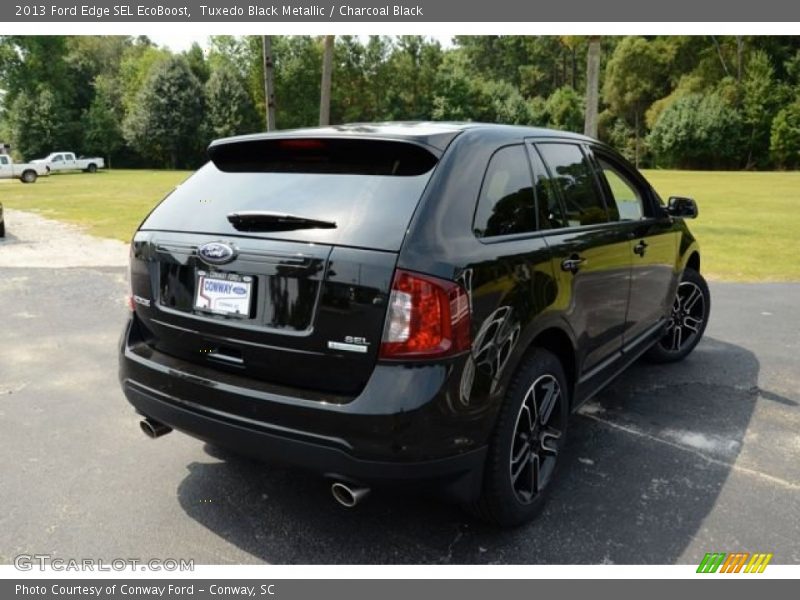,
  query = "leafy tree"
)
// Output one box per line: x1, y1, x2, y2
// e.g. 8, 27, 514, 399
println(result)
545, 86, 583, 132
5, 34, 800, 170
741, 50, 779, 168
485, 80, 538, 124
271, 36, 322, 129
83, 74, 125, 165
64, 36, 132, 112
361, 36, 392, 121
8, 87, 69, 159
331, 35, 367, 124
205, 67, 259, 138
184, 42, 210, 84
123, 56, 205, 168
0, 36, 74, 106
648, 93, 743, 169
432, 54, 536, 125
603, 37, 668, 166
384, 36, 442, 119
117, 41, 170, 116
208, 35, 254, 80
770, 102, 800, 168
